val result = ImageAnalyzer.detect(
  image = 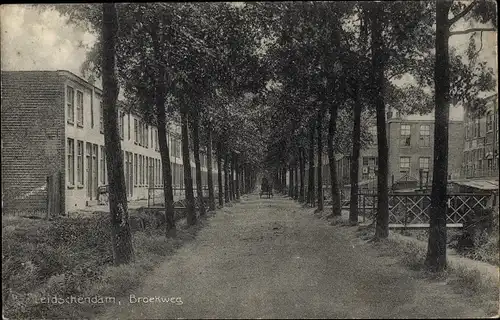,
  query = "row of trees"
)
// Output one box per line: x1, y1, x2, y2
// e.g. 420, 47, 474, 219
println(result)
48, 1, 495, 272
258, 1, 496, 272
